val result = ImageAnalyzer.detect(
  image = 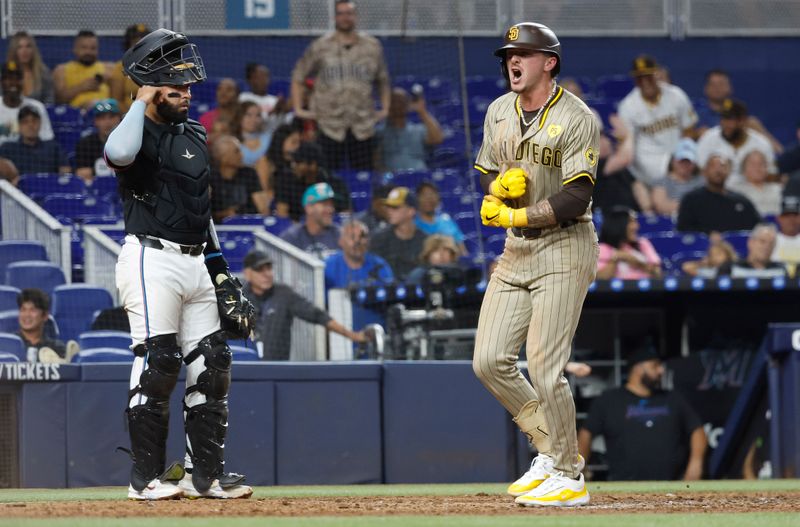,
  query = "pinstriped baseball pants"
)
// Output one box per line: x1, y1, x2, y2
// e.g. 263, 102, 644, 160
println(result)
473, 222, 598, 478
